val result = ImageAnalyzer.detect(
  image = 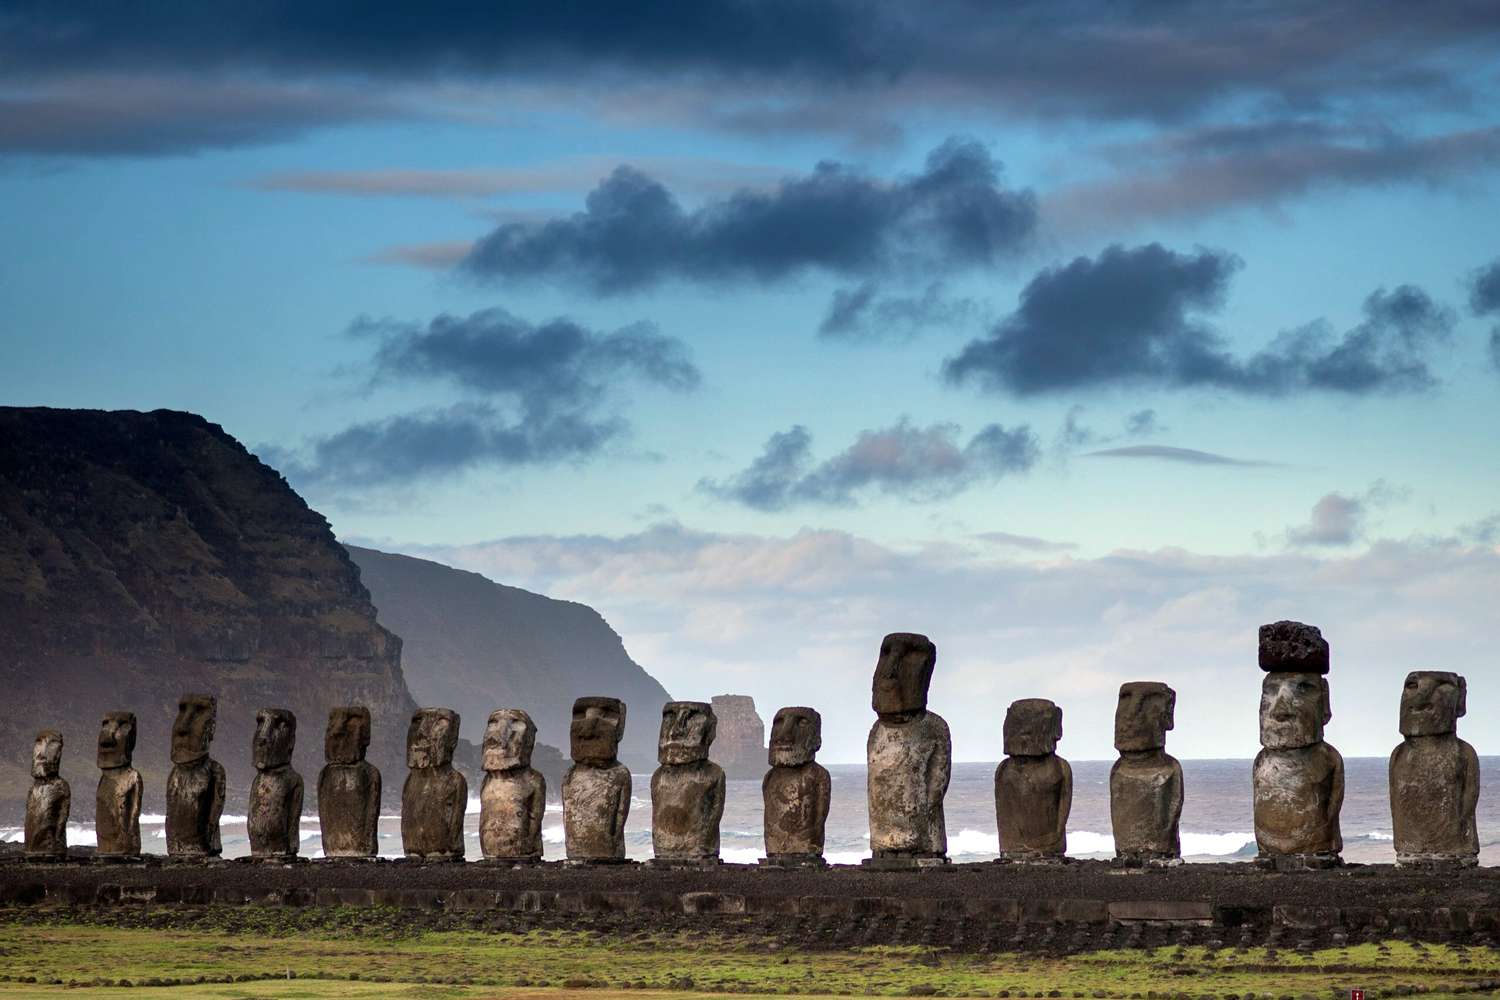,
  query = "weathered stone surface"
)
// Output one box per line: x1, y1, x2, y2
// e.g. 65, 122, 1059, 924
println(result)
24, 730, 69, 858
995, 699, 1071, 860
318, 706, 382, 858
402, 708, 466, 860
1258, 620, 1330, 674
95, 711, 142, 858
1253, 626, 1342, 865
763, 706, 830, 860
651, 702, 726, 861
563, 697, 631, 862
711, 695, 766, 779
248, 709, 304, 859
165, 694, 226, 858
479, 709, 546, 861
867, 633, 950, 859
1390, 671, 1478, 867
1110, 682, 1182, 863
